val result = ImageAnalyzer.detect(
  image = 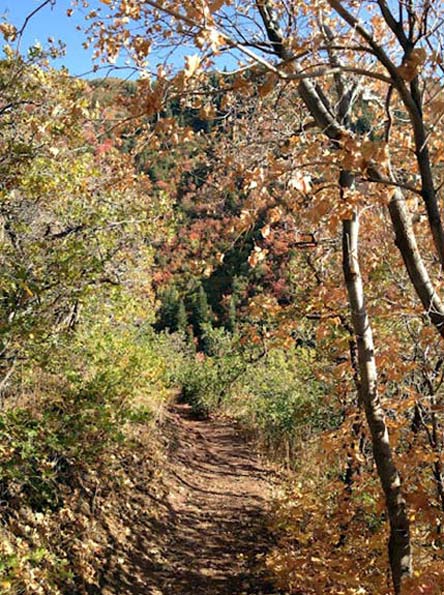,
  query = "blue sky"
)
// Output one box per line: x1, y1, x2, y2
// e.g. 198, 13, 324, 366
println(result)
0, 0, 129, 77
0, 1, 245, 78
